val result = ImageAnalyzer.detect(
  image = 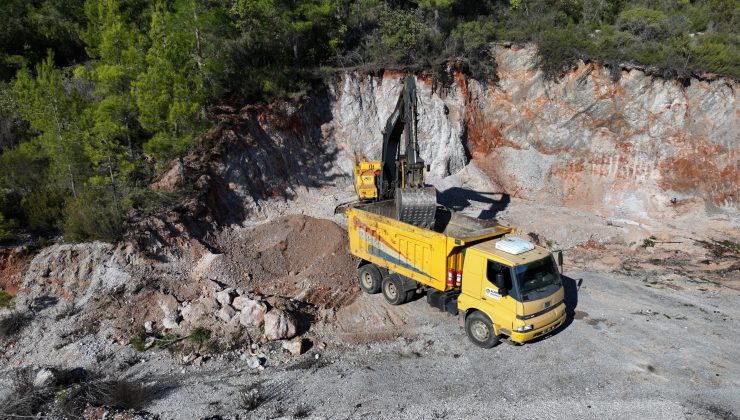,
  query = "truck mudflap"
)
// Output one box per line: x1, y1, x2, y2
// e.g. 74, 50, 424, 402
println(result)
509, 313, 566, 344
